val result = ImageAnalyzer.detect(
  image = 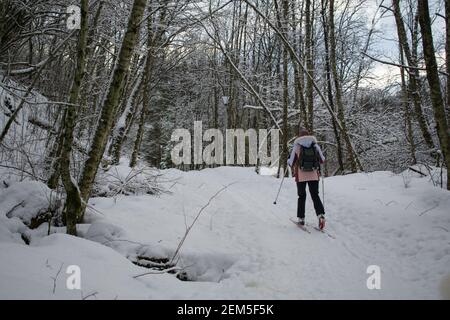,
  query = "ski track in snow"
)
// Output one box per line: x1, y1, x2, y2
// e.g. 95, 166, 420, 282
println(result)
89, 167, 450, 299
1, 166, 449, 299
